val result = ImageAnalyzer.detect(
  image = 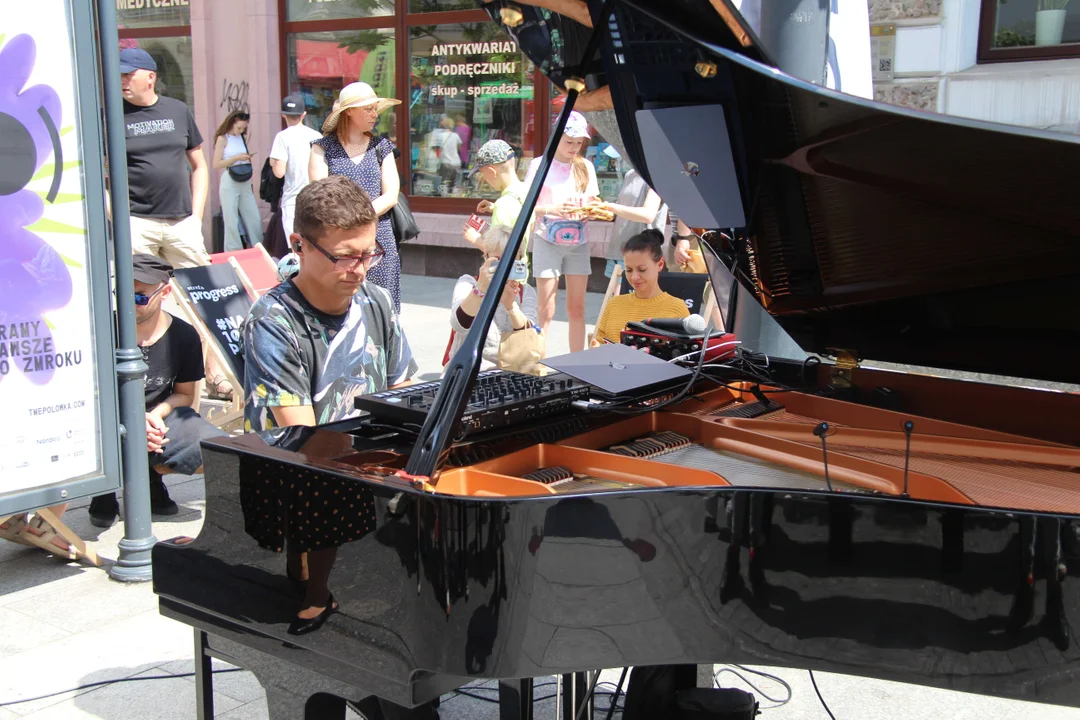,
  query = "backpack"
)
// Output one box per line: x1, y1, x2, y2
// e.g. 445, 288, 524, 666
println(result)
259, 157, 283, 212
